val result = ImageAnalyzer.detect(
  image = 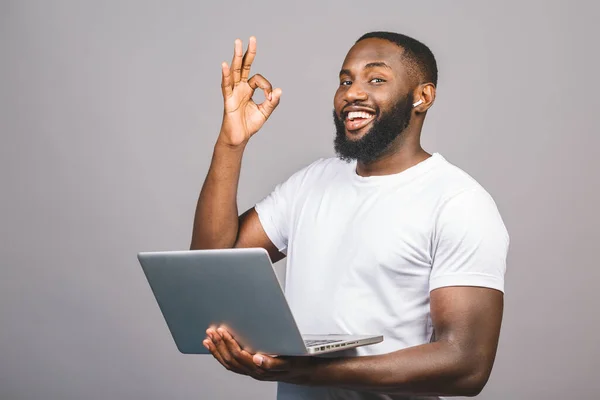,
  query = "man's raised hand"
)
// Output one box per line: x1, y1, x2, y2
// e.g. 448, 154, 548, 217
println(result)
218, 37, 282, 147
